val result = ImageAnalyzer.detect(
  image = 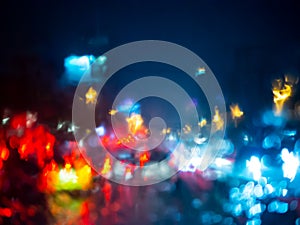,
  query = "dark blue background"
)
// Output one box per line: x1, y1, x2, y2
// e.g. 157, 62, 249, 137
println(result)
1, 0, 300, 118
